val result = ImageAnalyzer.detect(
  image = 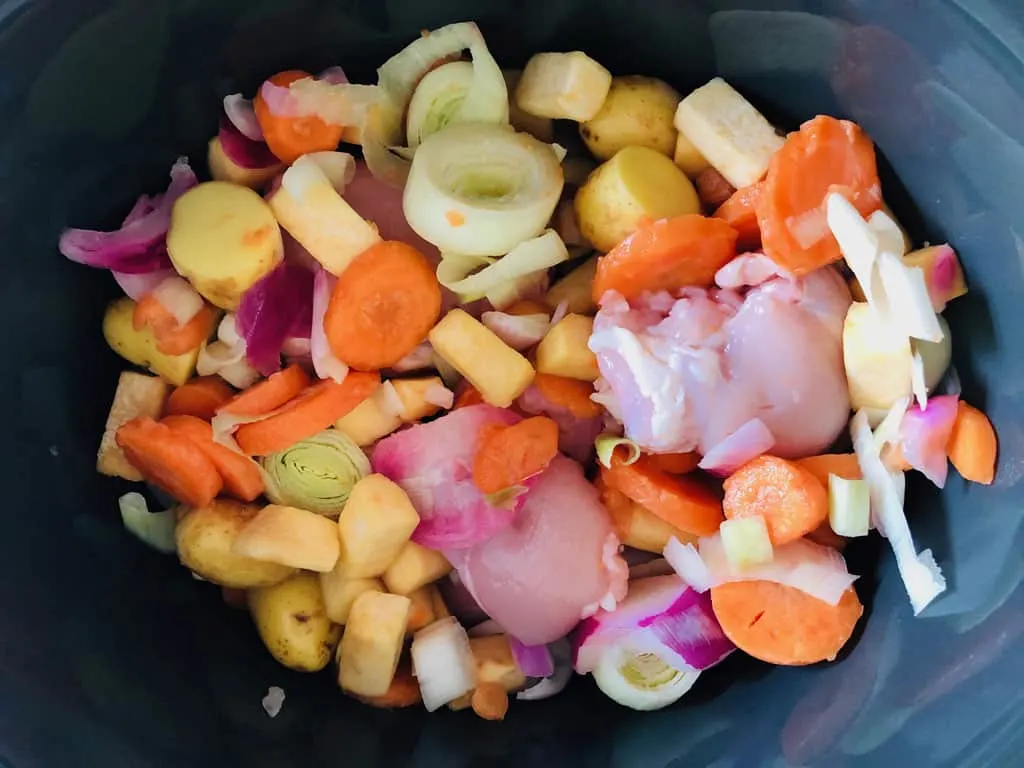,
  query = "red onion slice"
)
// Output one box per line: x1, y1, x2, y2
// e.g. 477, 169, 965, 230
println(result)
698, 418, 775, 477
223, 93, 264, 141
236, 263, 315, 376
510, 636, 555, 678
218, 116, 280, 170
310, 268, 348, 383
